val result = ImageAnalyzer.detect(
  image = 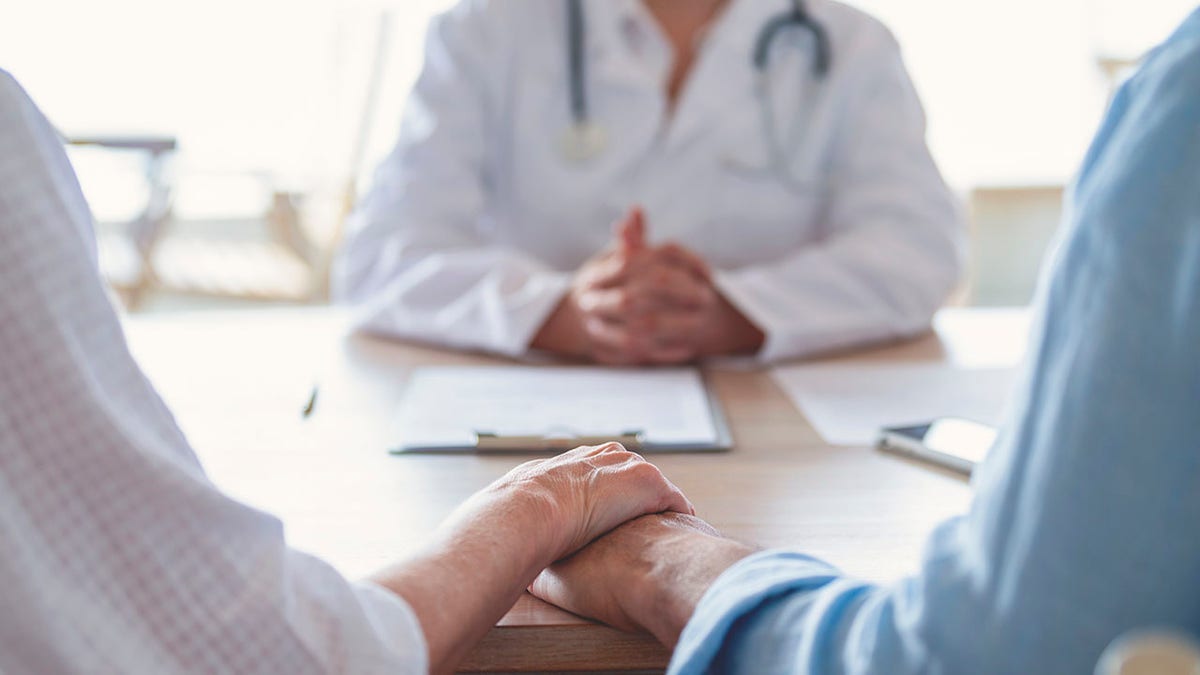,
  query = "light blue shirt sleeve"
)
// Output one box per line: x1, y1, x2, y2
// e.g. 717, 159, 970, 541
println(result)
669, 10, 1200, 674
